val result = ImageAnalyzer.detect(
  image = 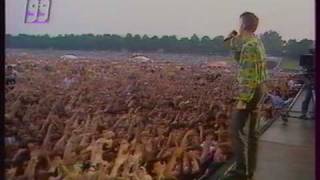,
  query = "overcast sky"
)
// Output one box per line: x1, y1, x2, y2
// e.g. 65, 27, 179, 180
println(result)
6, 0, 315, 40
